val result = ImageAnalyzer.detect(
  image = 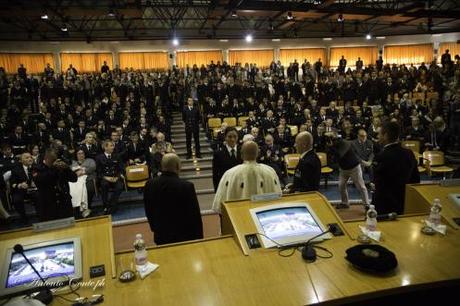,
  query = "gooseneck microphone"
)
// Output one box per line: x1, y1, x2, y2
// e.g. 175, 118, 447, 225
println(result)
14, 244, 54, 305
376, 212, 398, 221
